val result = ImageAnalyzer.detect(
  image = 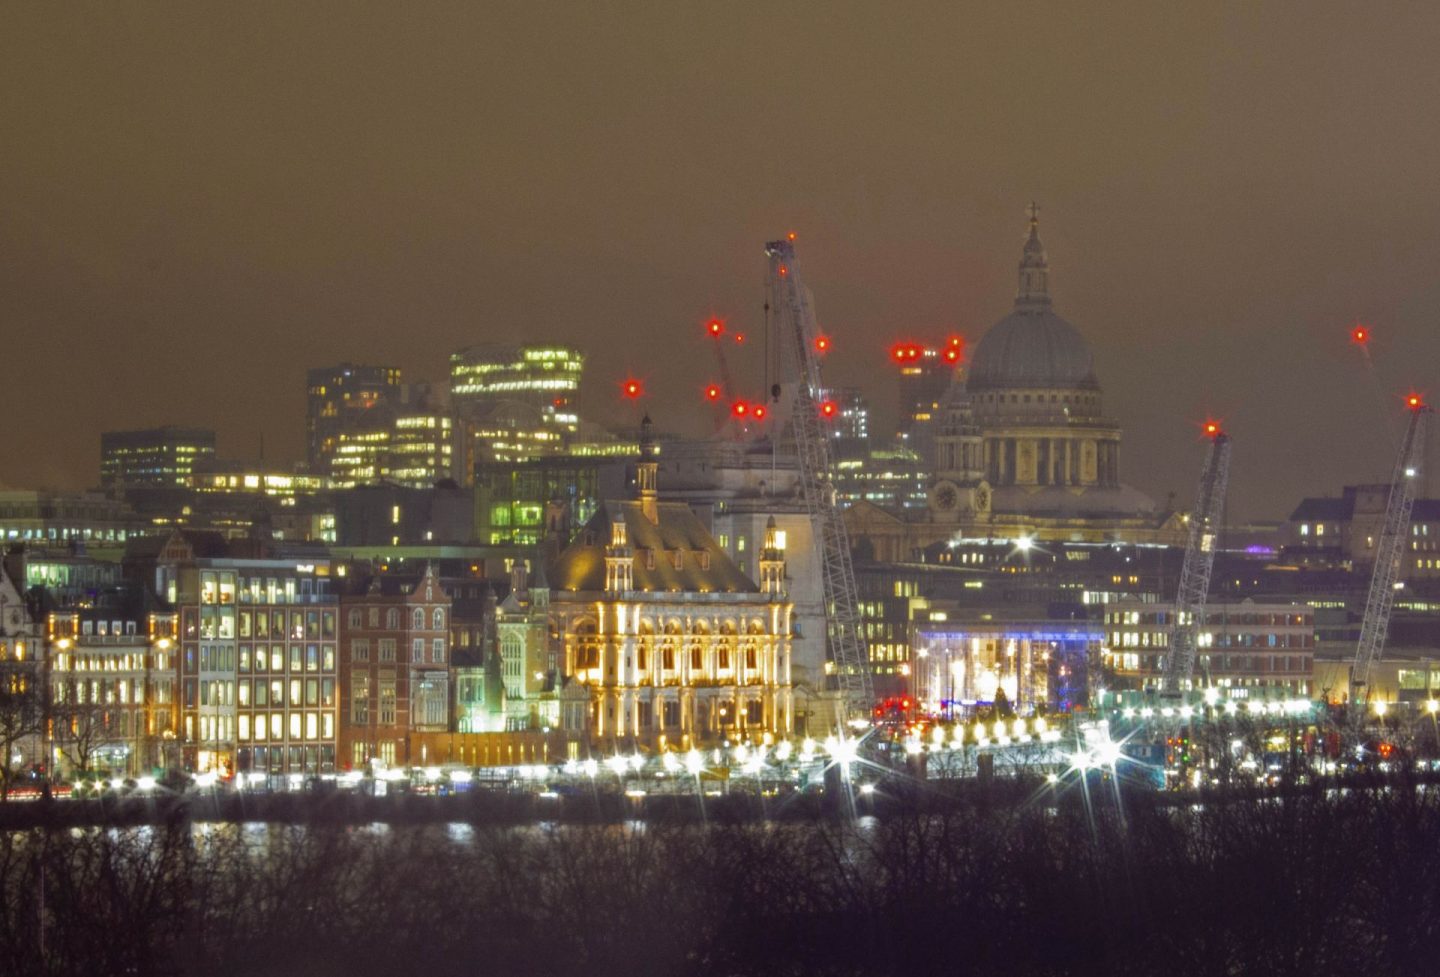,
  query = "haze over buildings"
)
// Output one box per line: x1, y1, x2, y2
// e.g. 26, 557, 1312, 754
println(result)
5, 6, 1440, 521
